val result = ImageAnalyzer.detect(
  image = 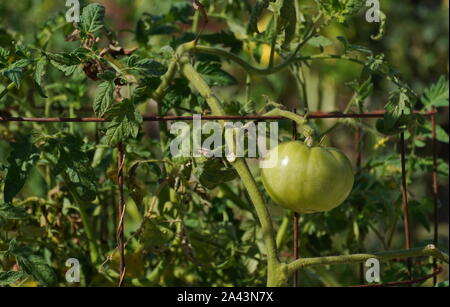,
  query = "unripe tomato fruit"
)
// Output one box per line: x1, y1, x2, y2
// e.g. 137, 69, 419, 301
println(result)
261, 141, 354, 214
